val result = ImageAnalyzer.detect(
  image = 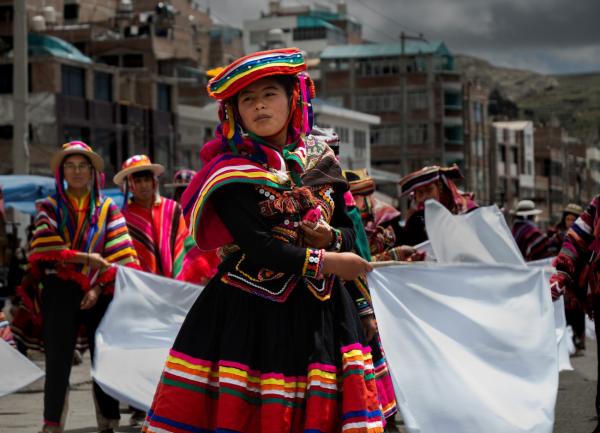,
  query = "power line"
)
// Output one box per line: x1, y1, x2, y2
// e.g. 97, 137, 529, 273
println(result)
345, 0, 419, 37
291, 0, 399, 41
